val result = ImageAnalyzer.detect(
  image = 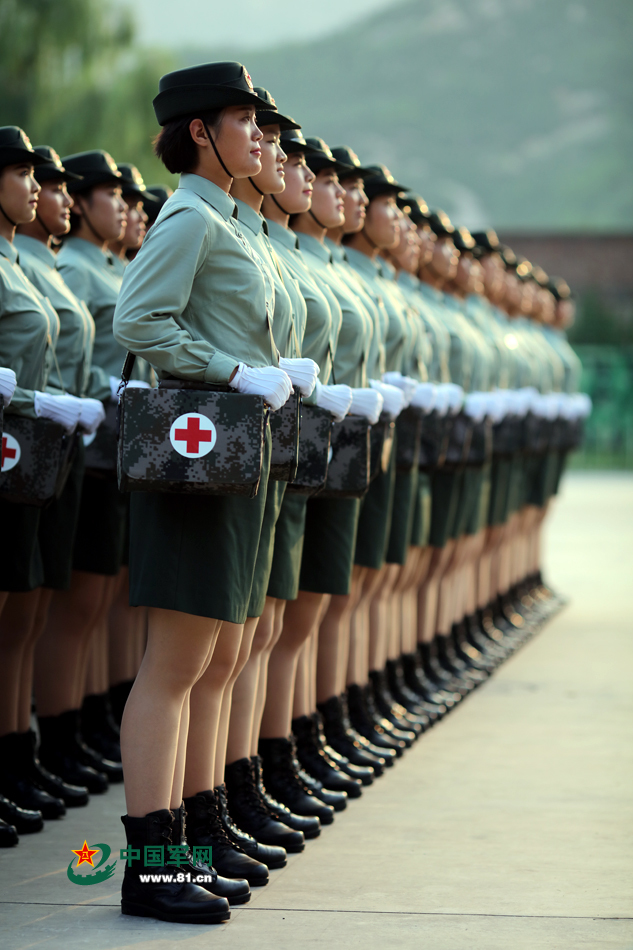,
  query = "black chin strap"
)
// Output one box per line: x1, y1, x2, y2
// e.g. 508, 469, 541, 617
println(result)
77, 196, 107, 244
203, 120, 233, 180
0, 201, 17, 228
248, 176, 265, 197
308, 208, 328, 230
270, 192, 291, 216
36, 211, 53, 238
